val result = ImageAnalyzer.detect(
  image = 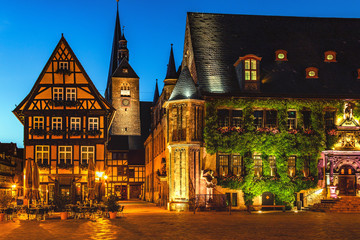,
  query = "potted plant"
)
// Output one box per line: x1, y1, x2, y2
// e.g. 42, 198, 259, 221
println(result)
53, 194, 70, 220
105, 194, 120, 219
0, 193, 12, 221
